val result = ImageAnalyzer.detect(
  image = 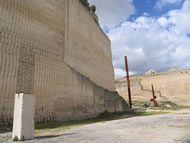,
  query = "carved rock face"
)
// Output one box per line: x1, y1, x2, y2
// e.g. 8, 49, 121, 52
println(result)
0, 0, 127, 124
